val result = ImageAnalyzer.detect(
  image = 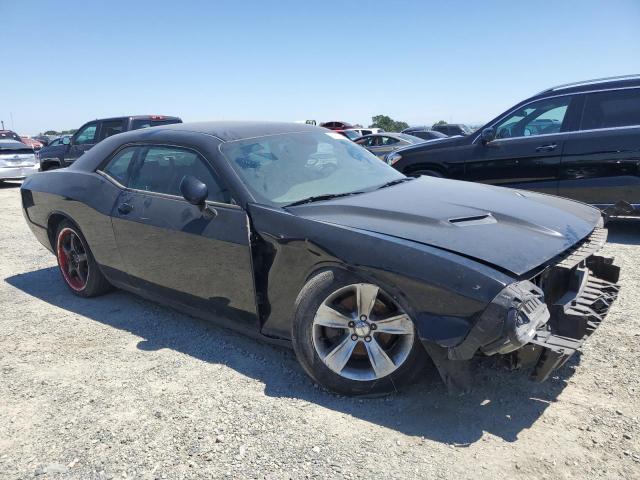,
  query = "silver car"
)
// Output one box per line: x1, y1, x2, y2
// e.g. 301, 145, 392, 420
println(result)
354, 132, 425, 160
0, 140, 39, 182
